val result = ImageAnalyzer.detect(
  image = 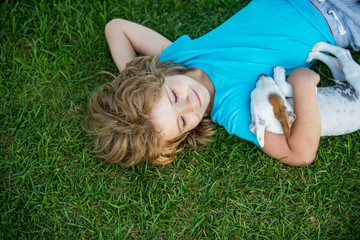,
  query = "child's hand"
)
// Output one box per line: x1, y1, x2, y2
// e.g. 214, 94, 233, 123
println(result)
287, 68, 320, 87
